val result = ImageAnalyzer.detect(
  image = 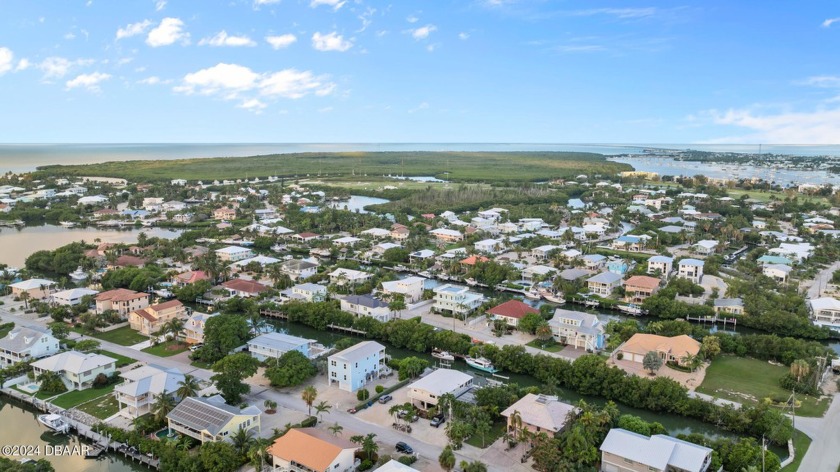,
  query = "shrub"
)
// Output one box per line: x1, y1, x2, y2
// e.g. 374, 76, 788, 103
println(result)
398, 456, 418, 465
358, 459, 373, 471
357, 388, 370, 401
300, 416, 317, 428
616, 352, 623, 360
375, 385, 385, 394
92, 373, 109, 388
